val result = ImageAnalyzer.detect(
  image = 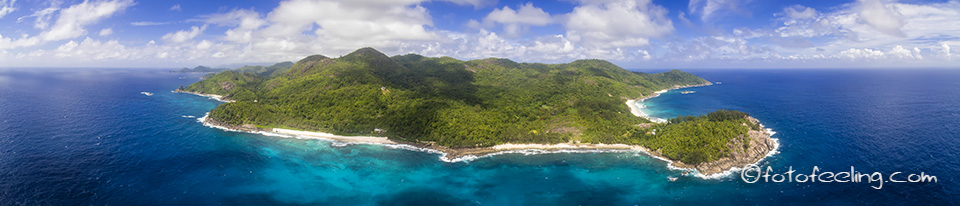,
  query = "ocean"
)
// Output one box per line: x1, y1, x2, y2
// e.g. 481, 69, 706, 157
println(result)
0, 68, 957, 205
